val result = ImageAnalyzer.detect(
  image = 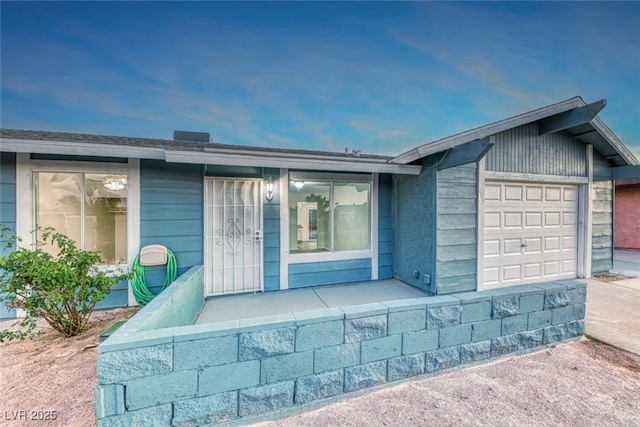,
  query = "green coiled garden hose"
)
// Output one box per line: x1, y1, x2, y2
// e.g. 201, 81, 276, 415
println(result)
131, 249, 178, 306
